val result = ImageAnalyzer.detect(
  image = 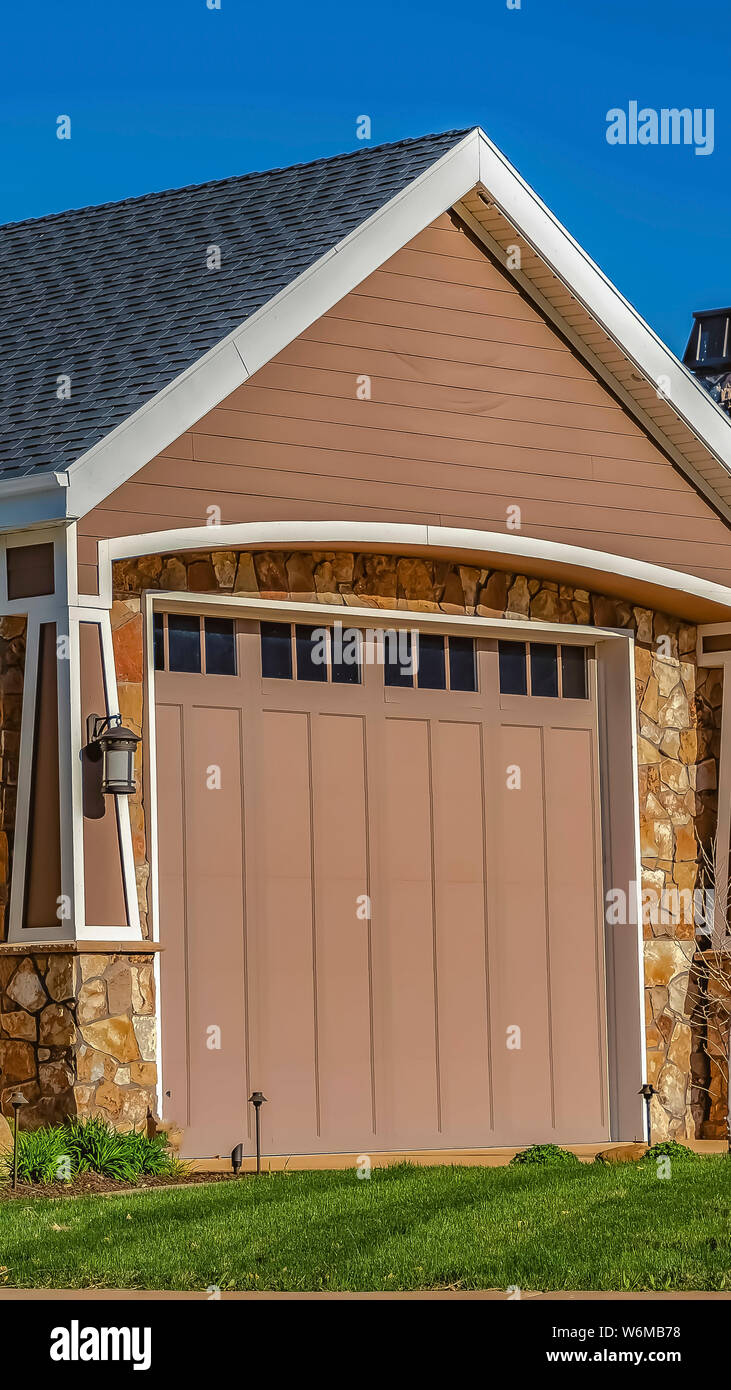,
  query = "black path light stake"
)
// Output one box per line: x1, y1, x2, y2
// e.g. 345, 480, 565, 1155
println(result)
248, 1092, 267, 1176
10, 1092, 28, 1191
639, 1083, 657, 1148
231, 1143, 243, 1176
